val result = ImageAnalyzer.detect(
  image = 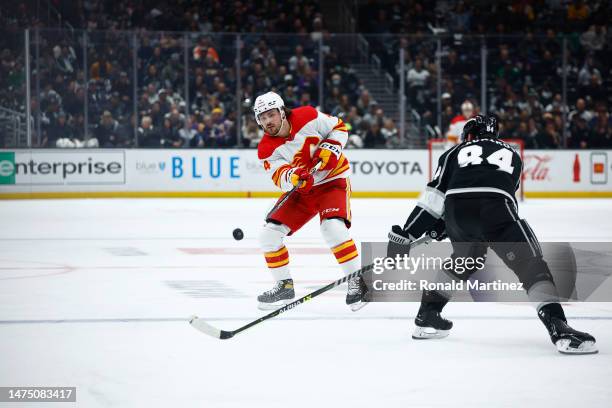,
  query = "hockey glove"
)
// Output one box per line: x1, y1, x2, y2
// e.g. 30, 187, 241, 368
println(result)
312, 140, 342, 171
387, 225, 415, 260
426, 219, 448, 241
288, 167, 314, 193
